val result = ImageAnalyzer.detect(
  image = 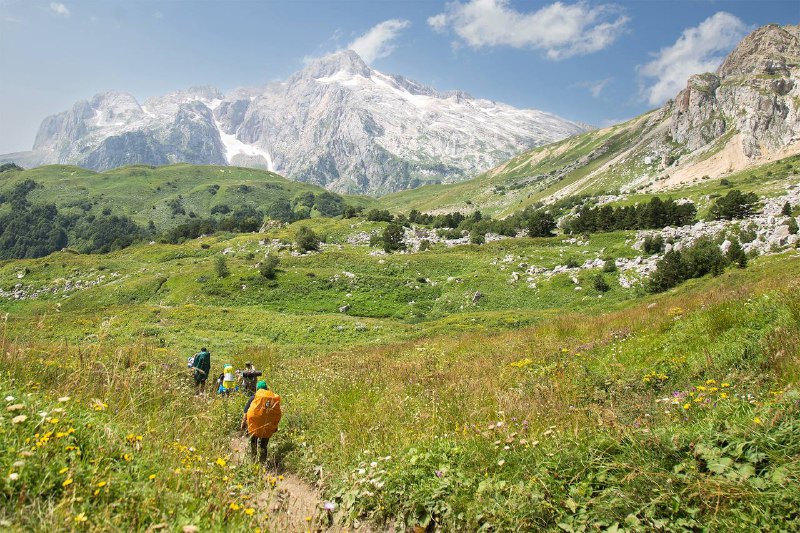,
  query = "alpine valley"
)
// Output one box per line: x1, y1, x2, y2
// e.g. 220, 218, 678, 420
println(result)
2, 19, 800, 533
